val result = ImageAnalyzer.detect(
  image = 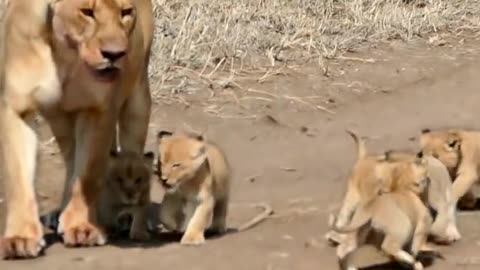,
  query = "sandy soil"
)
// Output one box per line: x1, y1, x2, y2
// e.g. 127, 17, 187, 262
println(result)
2, 38, 480, 270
